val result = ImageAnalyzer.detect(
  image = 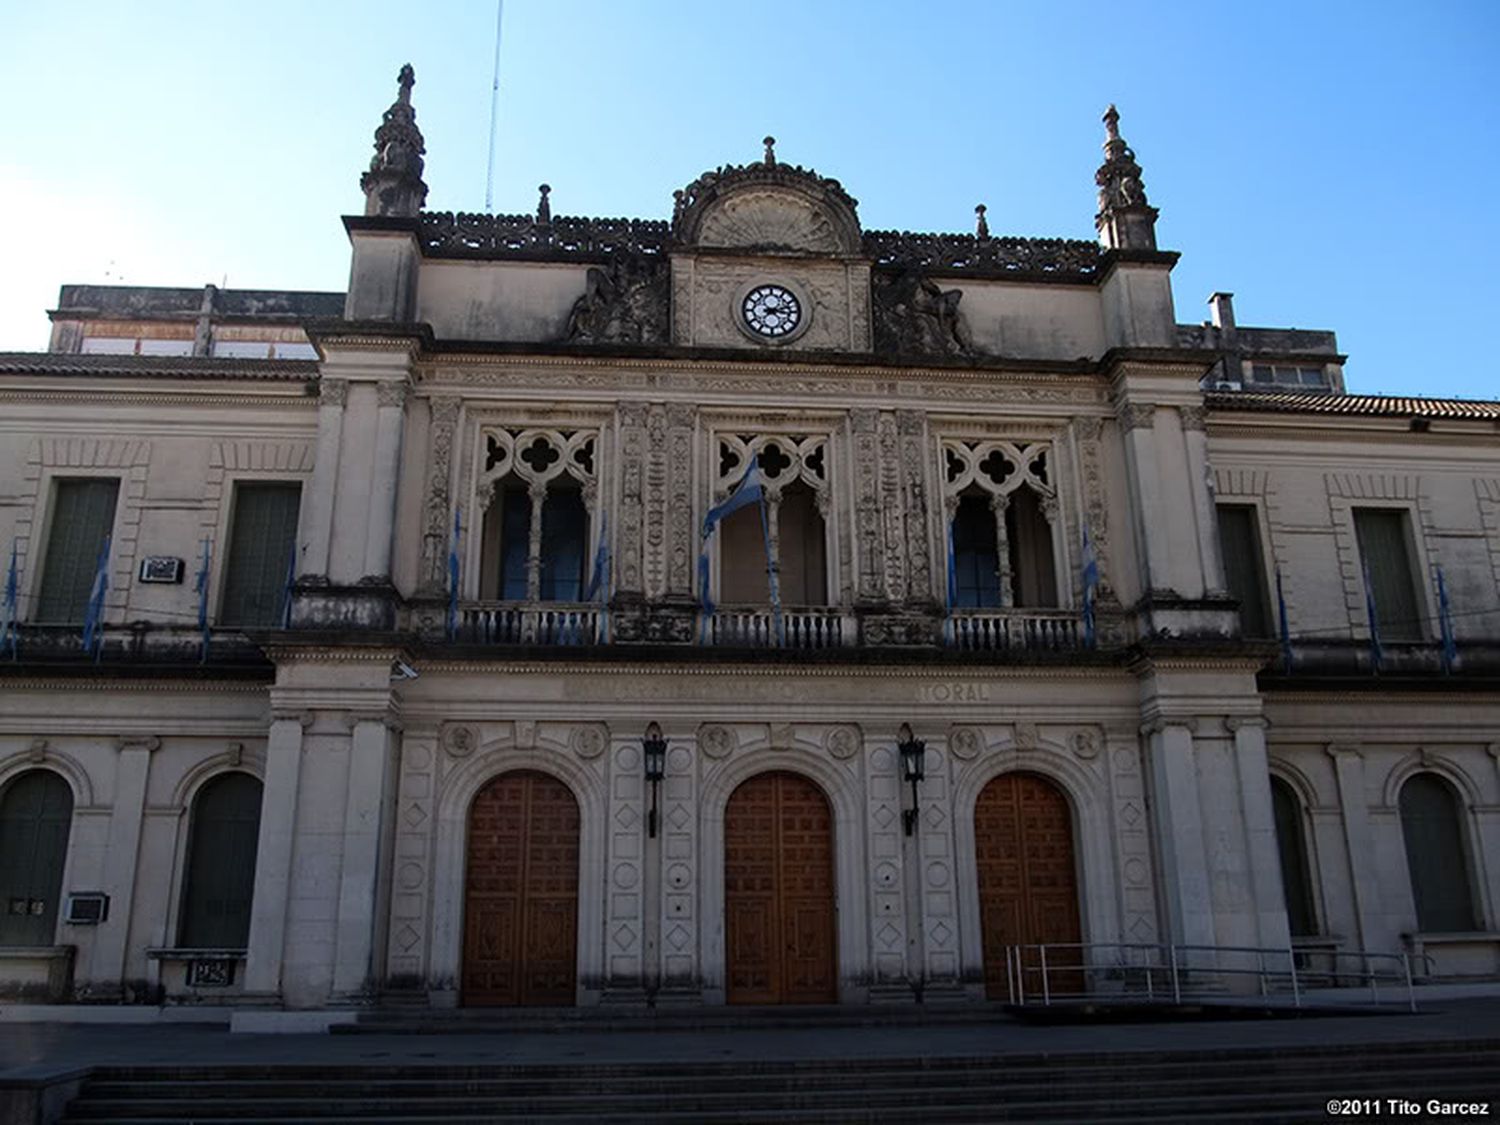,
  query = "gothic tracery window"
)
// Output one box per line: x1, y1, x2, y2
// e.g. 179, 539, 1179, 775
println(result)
714, 434, 829, 607
941, 439, 1060, 609
477, 428, 598, 603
